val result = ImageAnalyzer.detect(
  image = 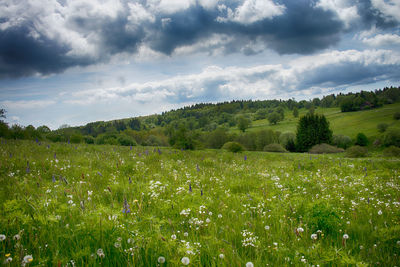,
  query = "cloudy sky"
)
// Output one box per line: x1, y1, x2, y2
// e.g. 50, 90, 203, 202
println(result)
0, 0, 399, 129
